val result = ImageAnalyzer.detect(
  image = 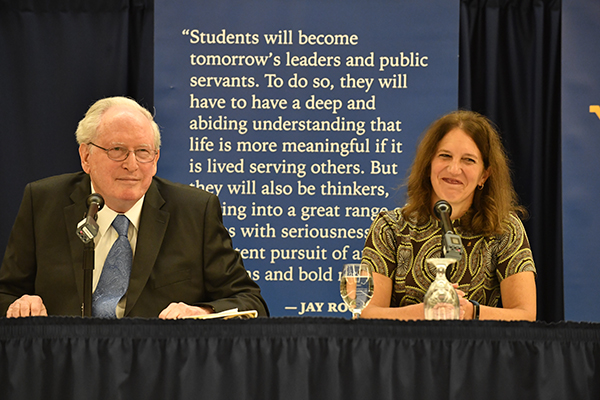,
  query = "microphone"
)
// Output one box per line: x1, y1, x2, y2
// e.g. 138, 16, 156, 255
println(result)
433, 200, 463, 261
76, 193, 105, 243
